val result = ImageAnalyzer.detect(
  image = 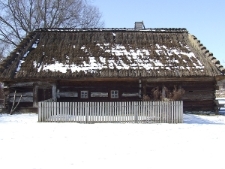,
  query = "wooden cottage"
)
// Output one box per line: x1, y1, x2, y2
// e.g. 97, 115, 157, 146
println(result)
0, 28, 224, 113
